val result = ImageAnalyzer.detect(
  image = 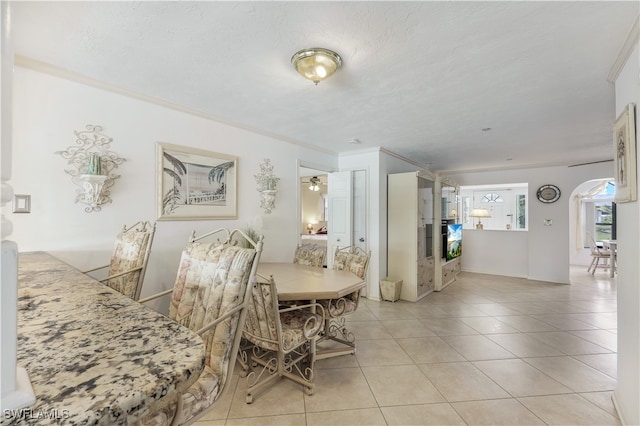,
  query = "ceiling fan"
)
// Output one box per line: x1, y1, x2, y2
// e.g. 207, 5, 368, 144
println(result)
302, 176, 326, 191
